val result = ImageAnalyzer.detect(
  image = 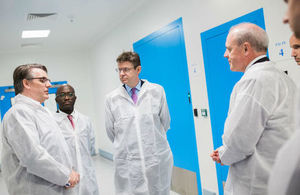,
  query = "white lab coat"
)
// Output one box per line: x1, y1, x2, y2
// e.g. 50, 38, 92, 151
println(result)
1, 94, 73, 195
218, 59, 296, 195
55, 110, 99, 195
105, 80, 173, 195
268, 91, 300, 195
